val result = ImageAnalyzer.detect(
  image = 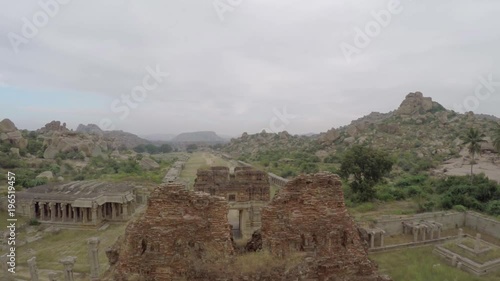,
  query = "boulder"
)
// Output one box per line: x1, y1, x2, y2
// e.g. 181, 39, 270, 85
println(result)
395, 92, 433, 116
36, 171, 54, 180
10, 148, 20, 157
0, 119, 17, 132
139, 157, 160, 170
